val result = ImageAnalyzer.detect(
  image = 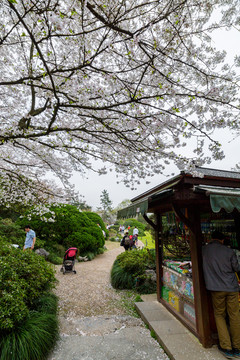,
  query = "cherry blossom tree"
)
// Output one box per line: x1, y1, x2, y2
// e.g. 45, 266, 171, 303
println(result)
1, 0, 240, 205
